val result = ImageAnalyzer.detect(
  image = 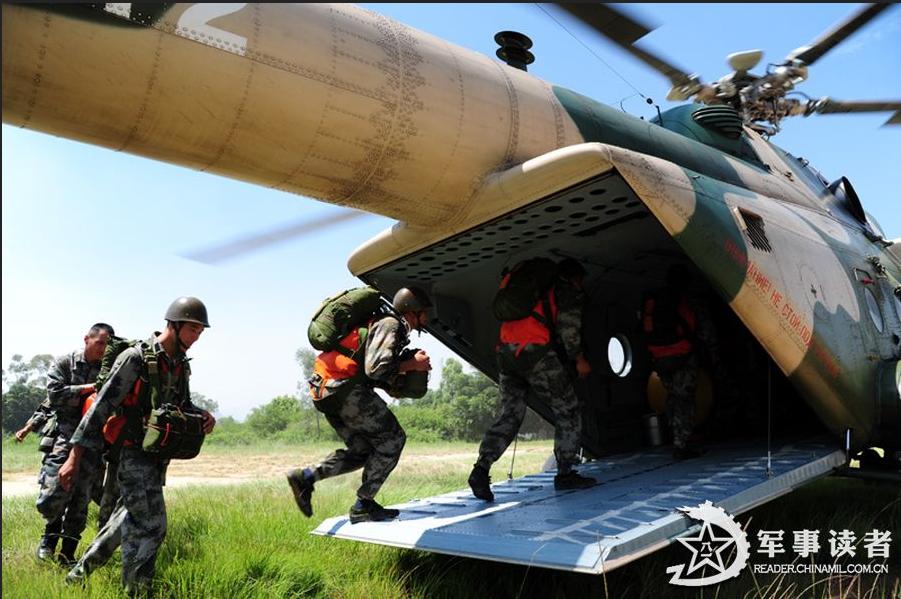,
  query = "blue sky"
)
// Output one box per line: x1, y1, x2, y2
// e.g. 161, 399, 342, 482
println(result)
3, 4, 899, 419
